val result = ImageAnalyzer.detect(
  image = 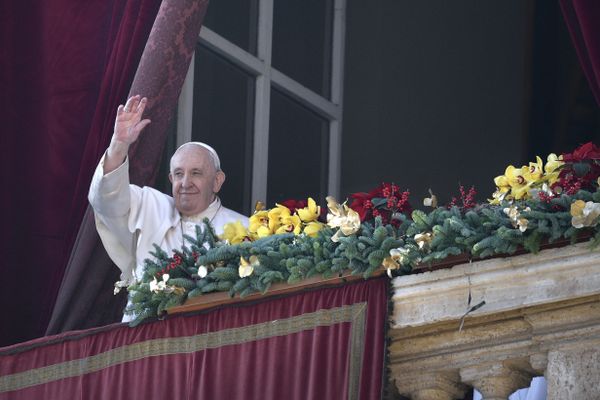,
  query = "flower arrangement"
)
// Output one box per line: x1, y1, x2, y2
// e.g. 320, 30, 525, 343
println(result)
220, 197, 326, 244
349, 182, 411, 226
123, 142, 600, 327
